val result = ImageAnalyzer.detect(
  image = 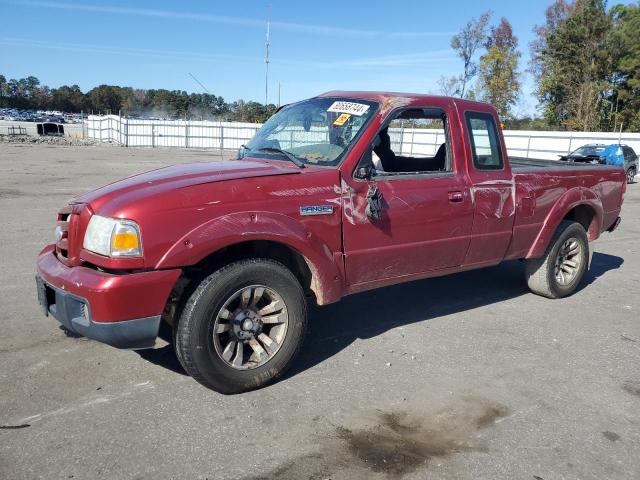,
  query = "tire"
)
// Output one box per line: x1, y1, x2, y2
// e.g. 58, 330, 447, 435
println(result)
525, 220, 589, 299
627, 167, 636, 184
173, 324, 187, 371
176, 258, 307, 394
